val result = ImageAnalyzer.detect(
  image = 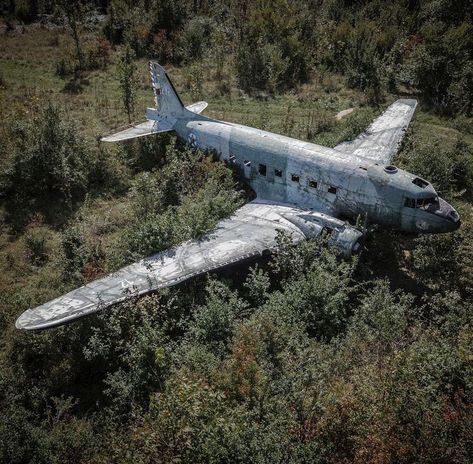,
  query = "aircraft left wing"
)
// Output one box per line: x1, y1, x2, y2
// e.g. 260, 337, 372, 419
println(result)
16, 201, 362, 330
334, 99, 417, 164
